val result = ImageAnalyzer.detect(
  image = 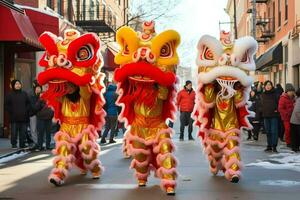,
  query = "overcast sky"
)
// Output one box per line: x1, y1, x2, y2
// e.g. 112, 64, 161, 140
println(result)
130, 0, 230, 69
